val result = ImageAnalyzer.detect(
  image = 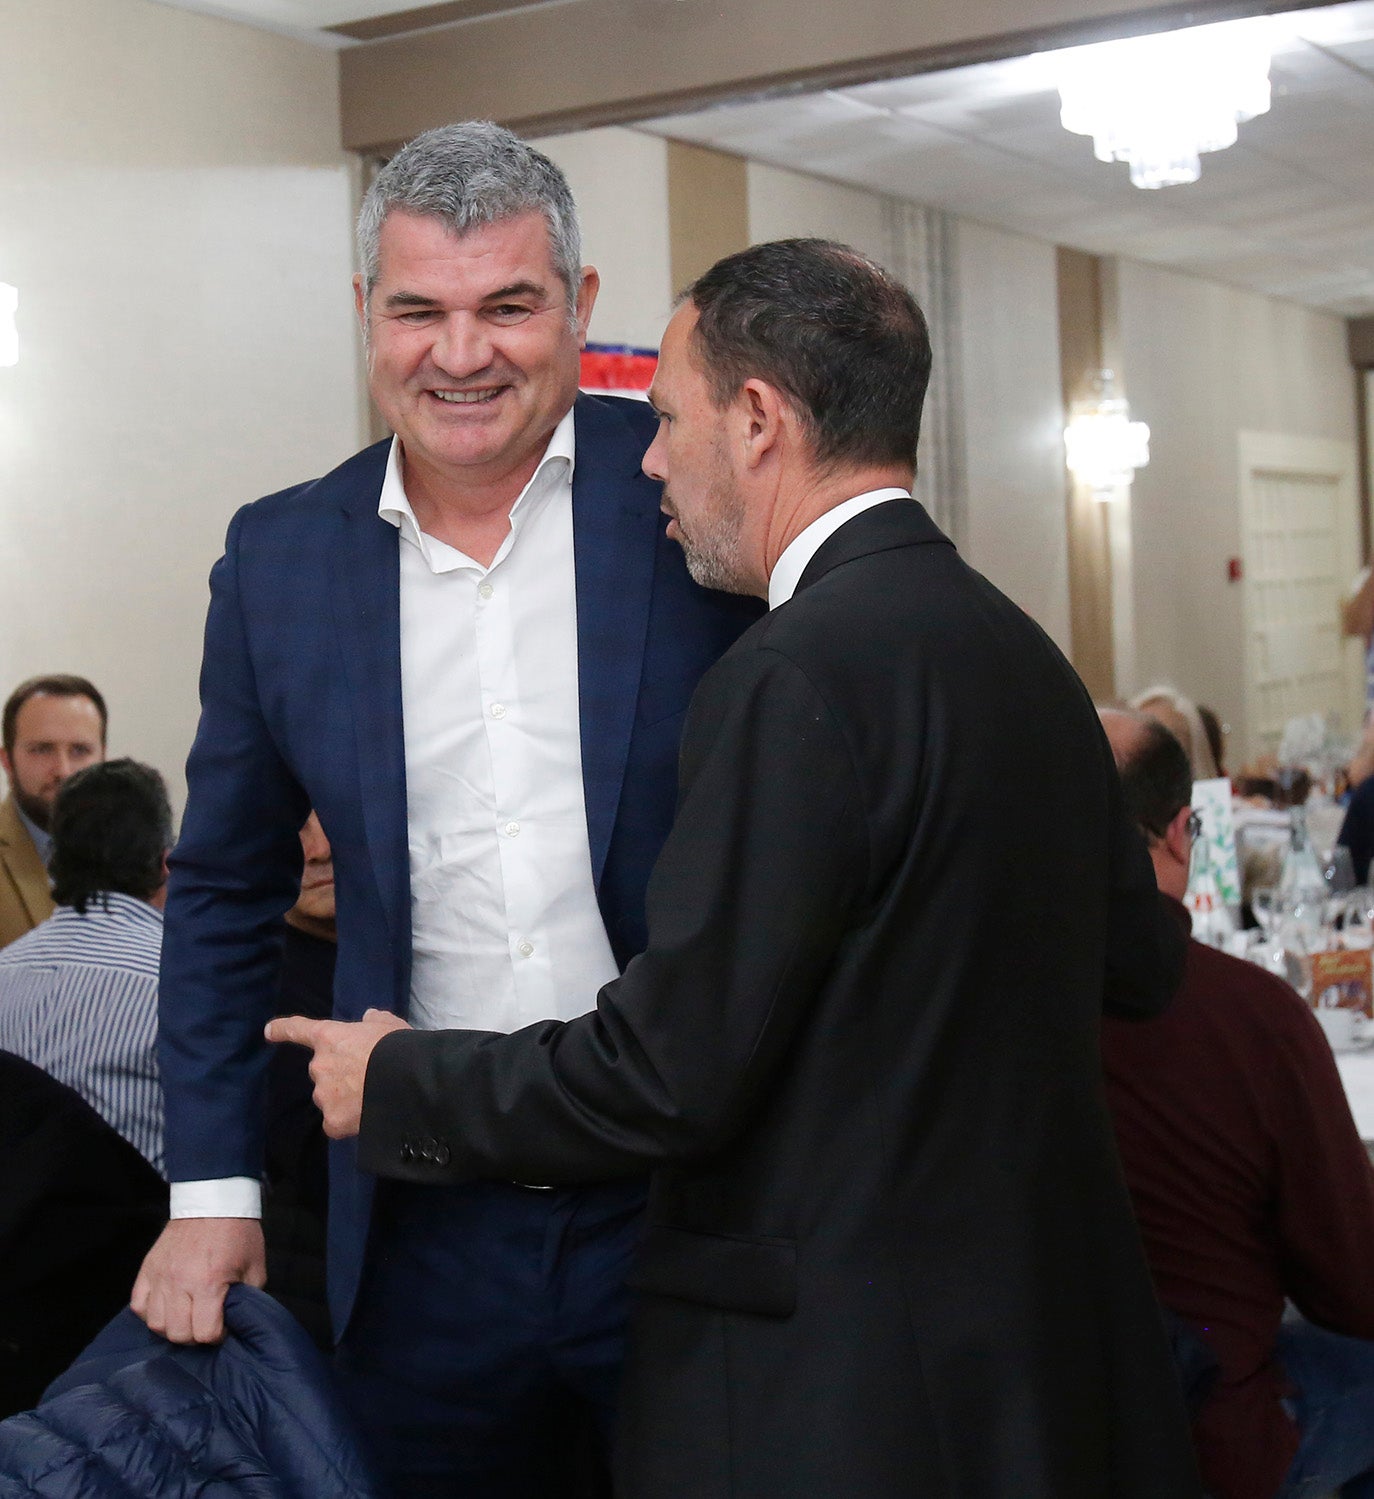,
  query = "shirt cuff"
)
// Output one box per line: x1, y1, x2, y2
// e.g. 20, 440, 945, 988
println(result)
169, 1177, 263, 1219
